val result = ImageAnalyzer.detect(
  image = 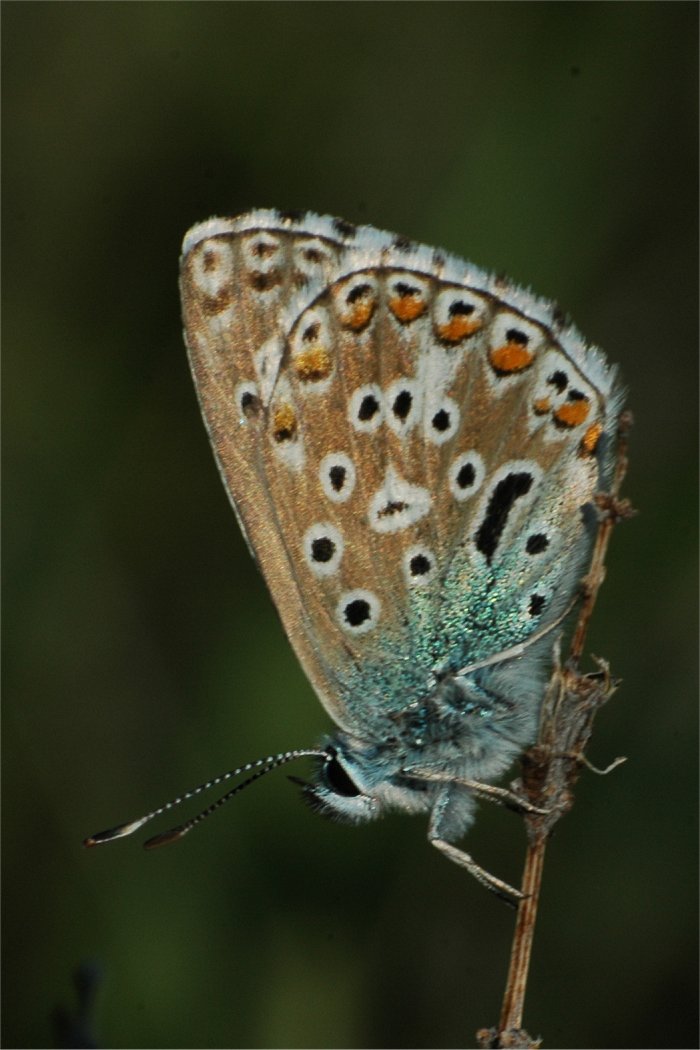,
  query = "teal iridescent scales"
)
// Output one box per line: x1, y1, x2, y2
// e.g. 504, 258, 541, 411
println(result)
180, 209, 622, 892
